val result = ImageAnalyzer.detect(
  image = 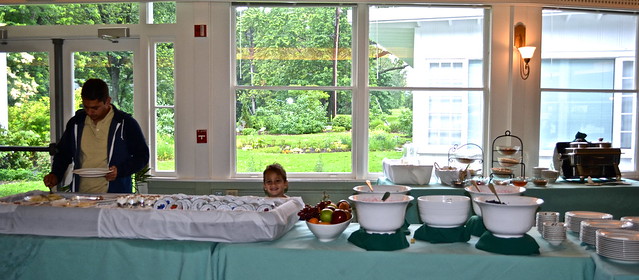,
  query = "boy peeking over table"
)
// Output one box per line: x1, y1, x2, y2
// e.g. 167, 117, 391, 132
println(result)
263, 163, 289, 198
